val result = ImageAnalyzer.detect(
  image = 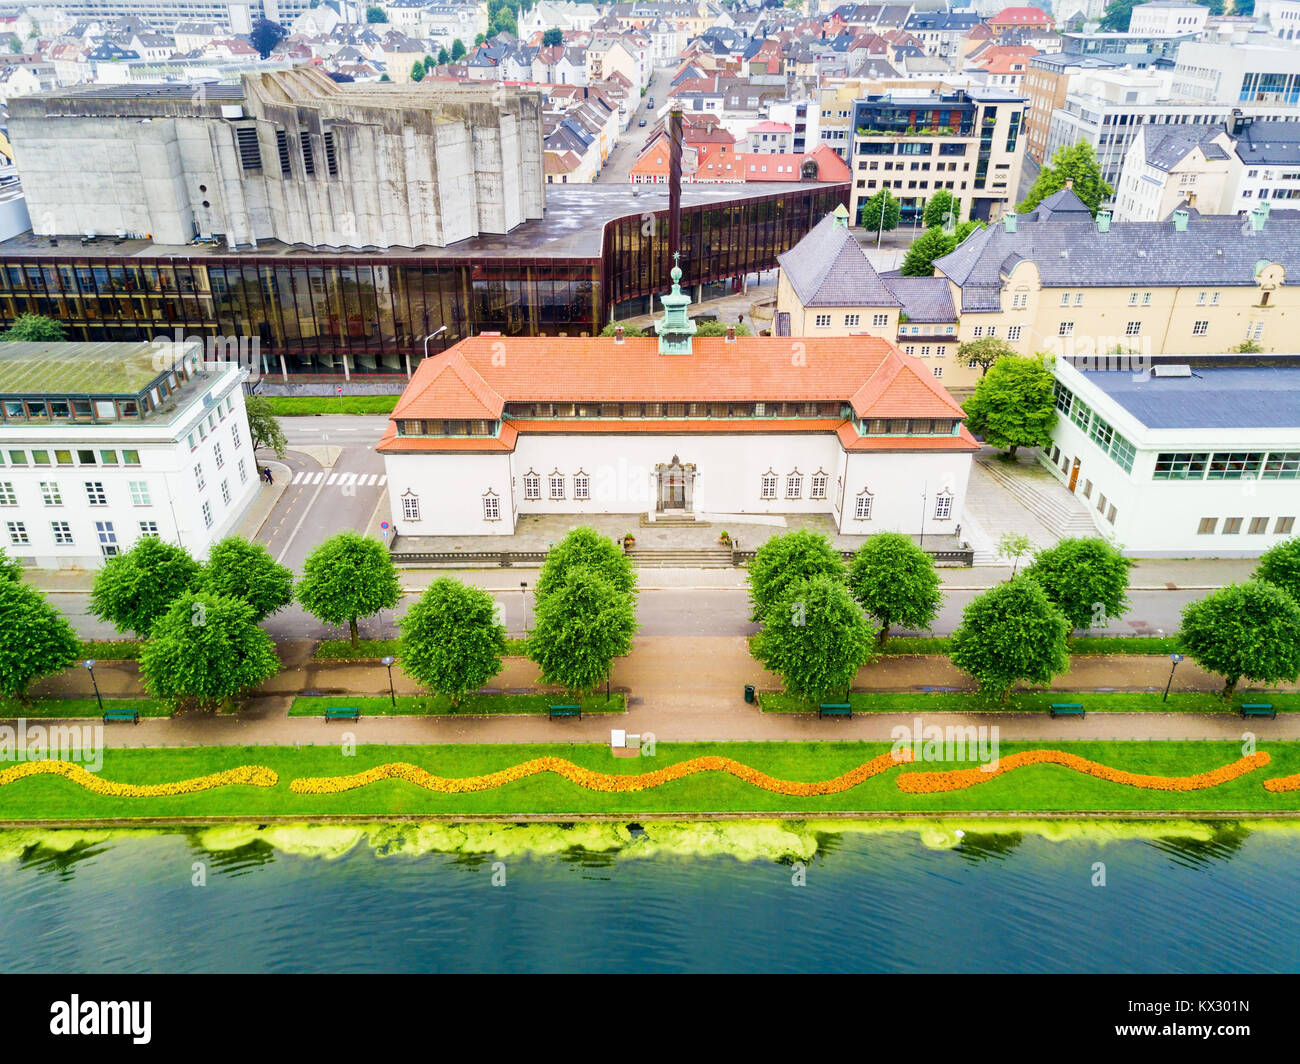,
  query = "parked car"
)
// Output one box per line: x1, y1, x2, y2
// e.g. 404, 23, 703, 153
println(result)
638, 118, 646, 127
647, 96, 654, 107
